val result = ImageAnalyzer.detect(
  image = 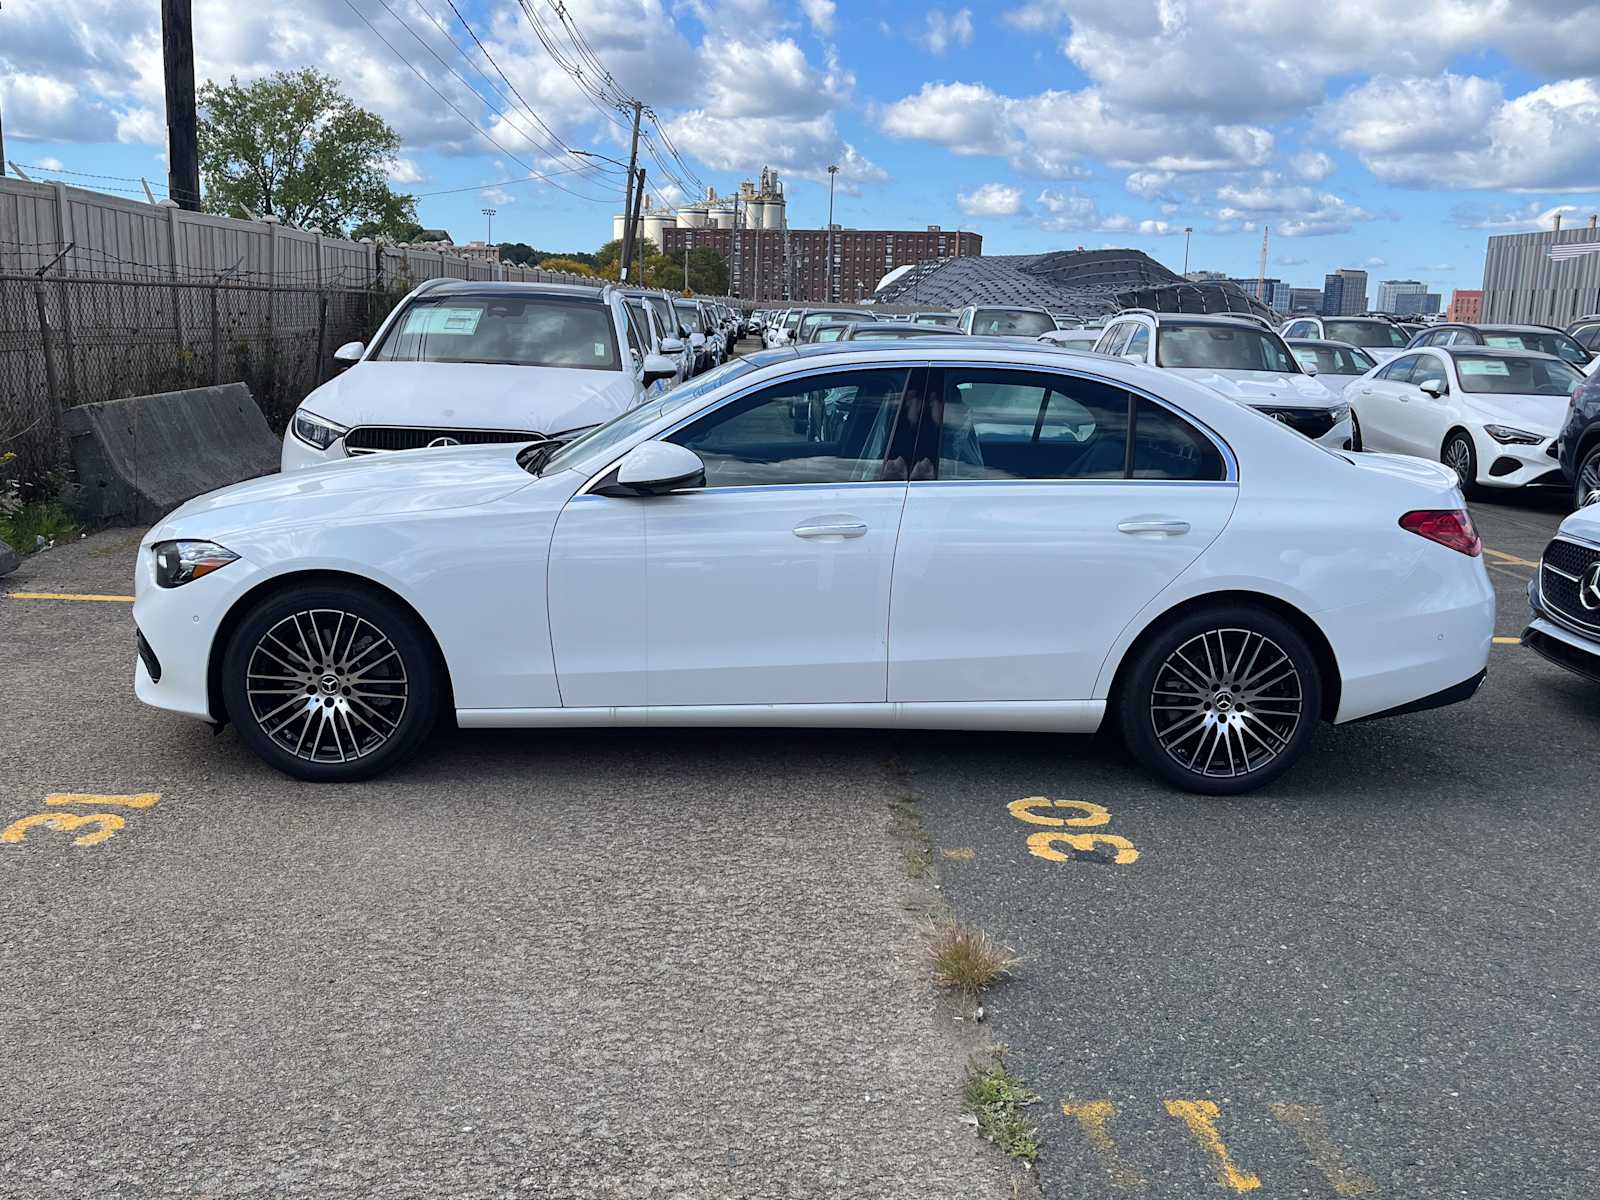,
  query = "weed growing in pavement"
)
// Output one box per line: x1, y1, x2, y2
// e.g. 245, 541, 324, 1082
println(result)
905, 843, 932, 879
0, 456, 79, 554
929, 921, 1020, 997
963, 1049, 1041, 1162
